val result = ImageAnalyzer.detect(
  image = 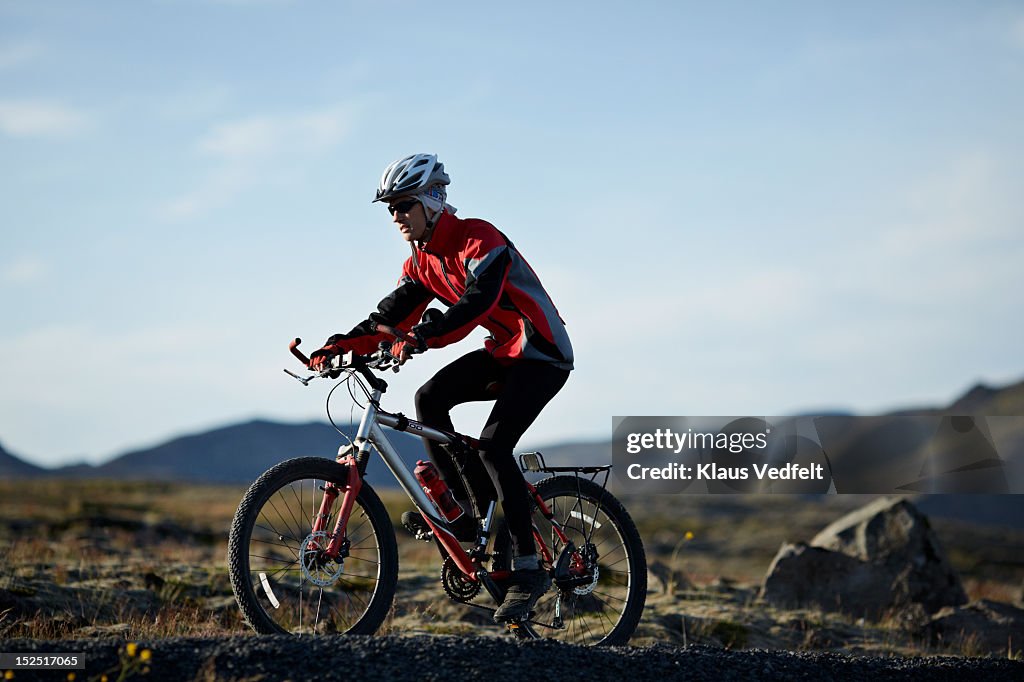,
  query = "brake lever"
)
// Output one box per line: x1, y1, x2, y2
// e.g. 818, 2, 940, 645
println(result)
283, 368, 313, 386
284, 351, 350, 386
374, 341, 402, 372
374, 354, 402, 373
